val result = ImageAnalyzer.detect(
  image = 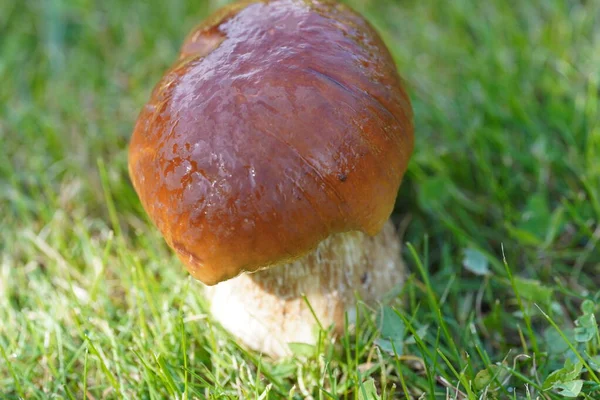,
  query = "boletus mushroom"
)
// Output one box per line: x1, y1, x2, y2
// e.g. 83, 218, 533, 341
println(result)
128, 0, 414, 358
